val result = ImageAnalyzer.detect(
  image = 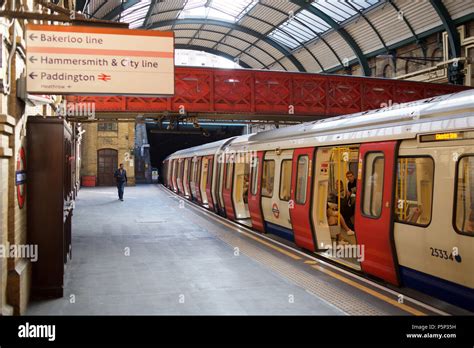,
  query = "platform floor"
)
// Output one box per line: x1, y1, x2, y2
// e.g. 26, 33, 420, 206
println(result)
27, 185, 432, 316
